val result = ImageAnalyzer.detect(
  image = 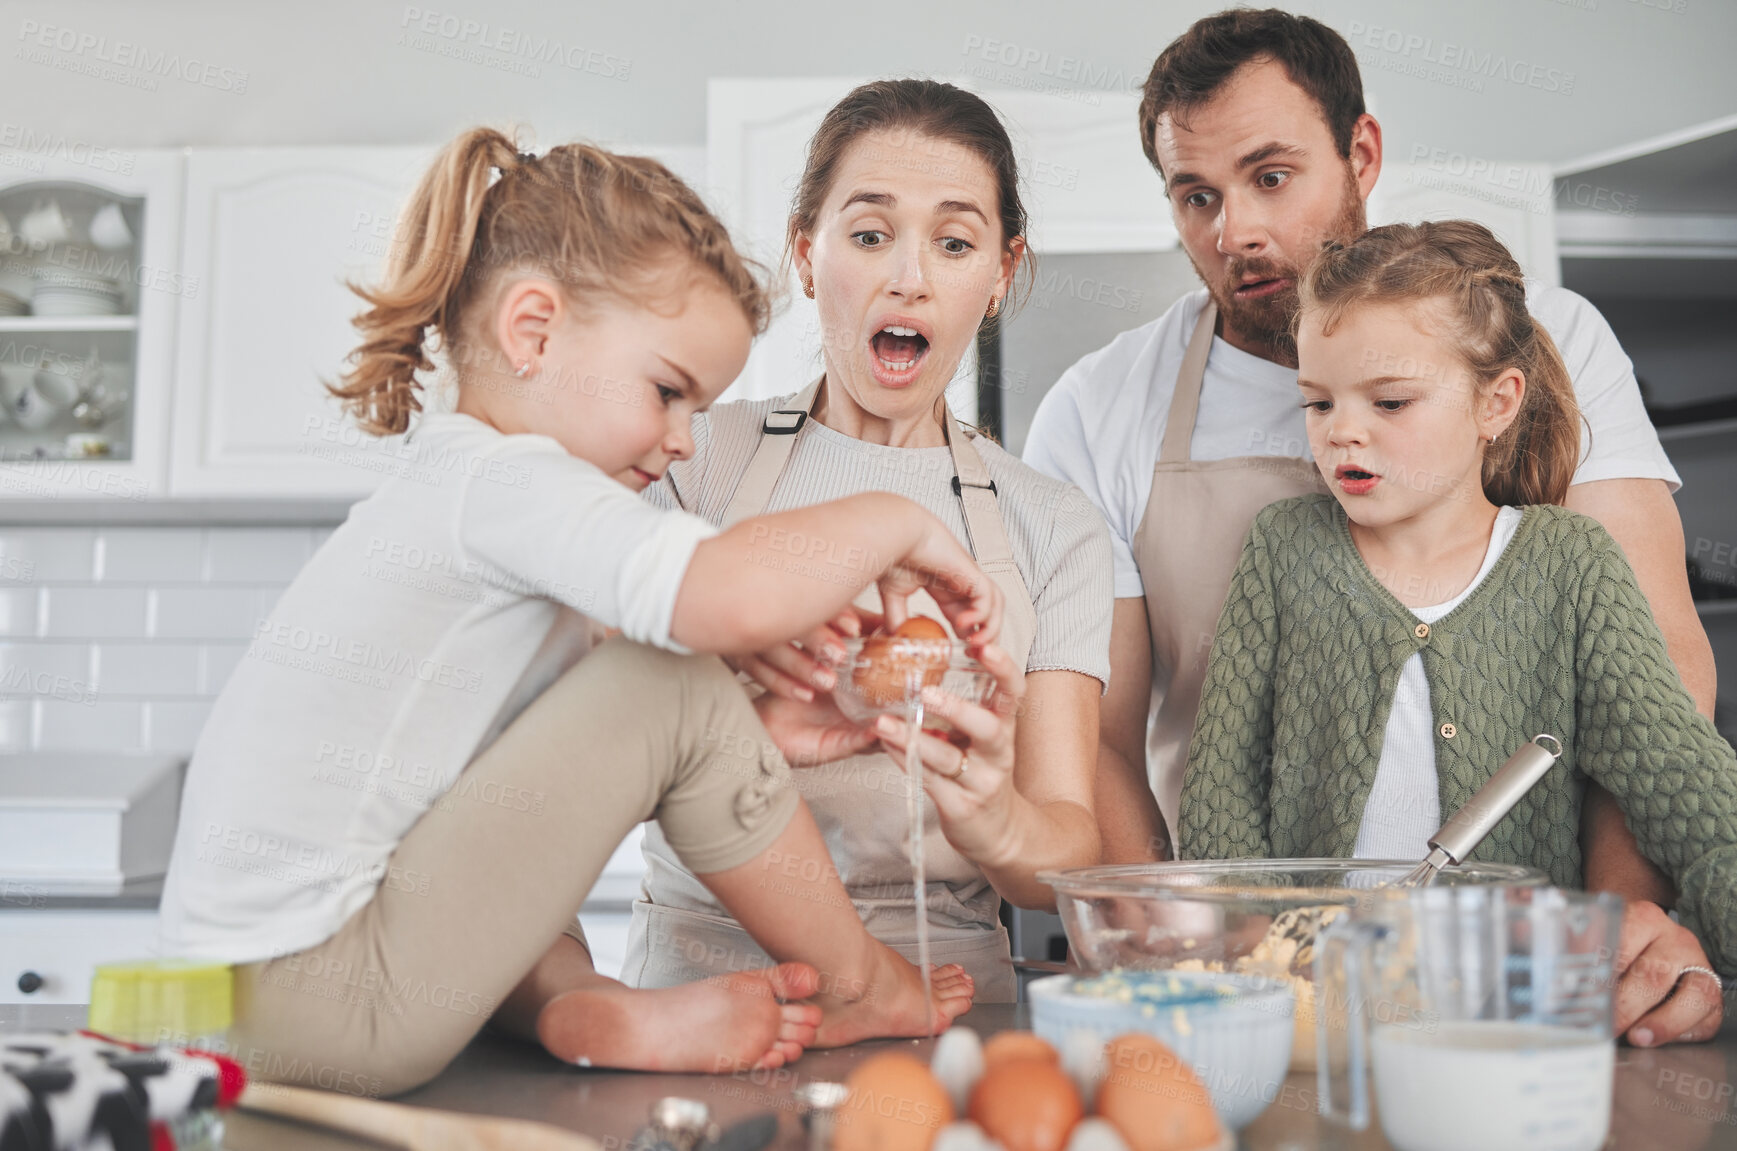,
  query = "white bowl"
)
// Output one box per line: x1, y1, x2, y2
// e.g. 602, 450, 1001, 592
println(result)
1029, 969, 1294, 1131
